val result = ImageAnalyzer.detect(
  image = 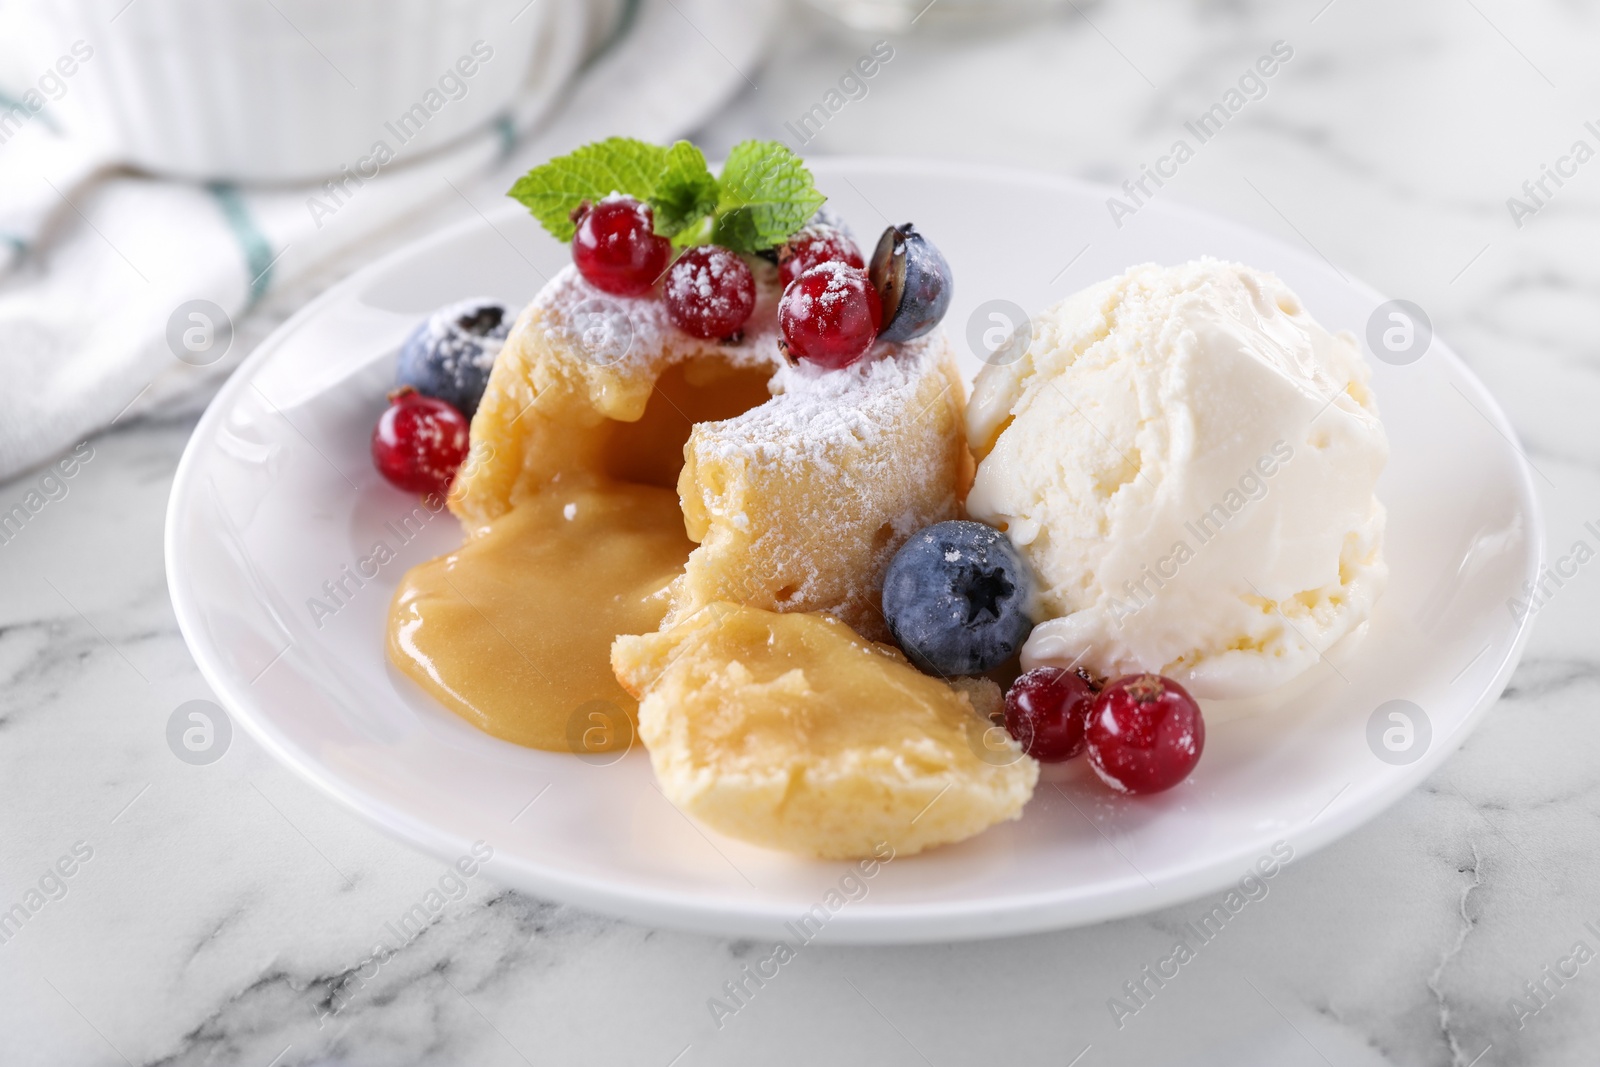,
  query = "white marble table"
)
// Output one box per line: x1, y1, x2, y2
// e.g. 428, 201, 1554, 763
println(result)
4, 1, 1598, 1064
